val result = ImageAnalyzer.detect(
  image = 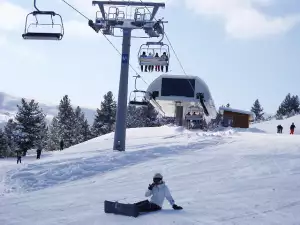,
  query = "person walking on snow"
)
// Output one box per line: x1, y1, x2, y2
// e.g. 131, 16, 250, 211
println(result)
290, 123, 296, 135
16, 151, 22, 164
134, 173, 183, 213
